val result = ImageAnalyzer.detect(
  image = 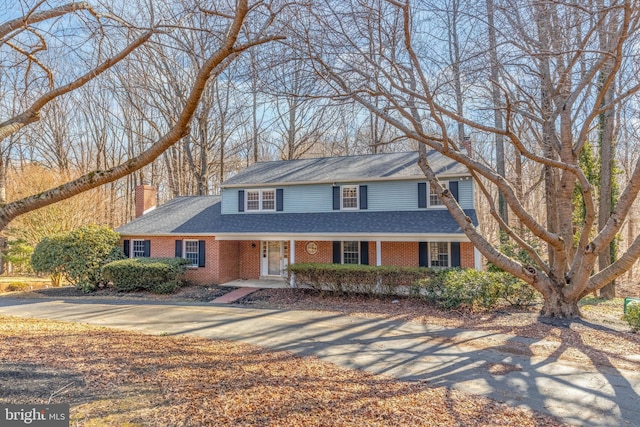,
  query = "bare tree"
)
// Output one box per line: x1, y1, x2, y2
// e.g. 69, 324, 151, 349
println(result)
301, 0, 640, 317
0, 0, 284, 232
